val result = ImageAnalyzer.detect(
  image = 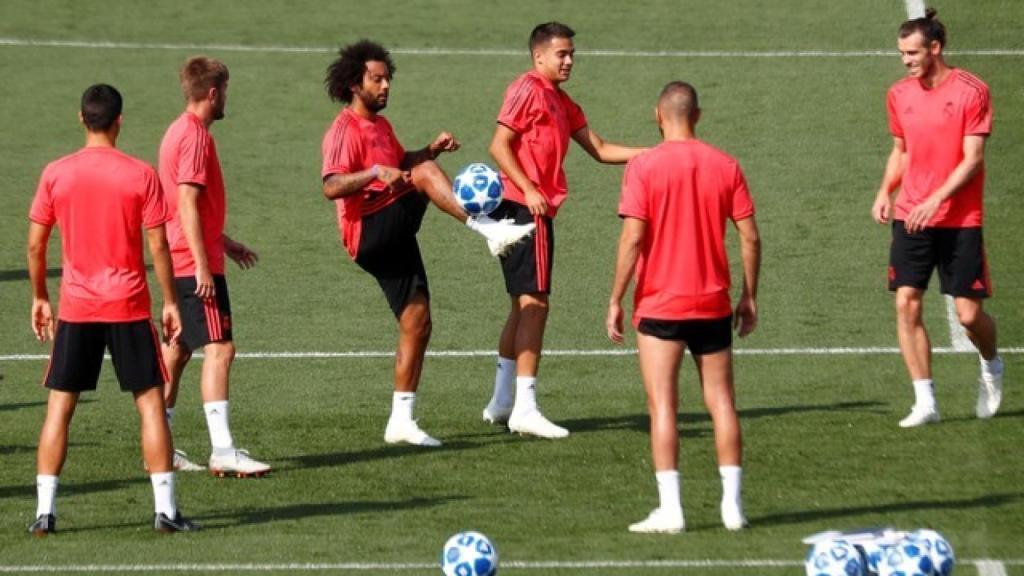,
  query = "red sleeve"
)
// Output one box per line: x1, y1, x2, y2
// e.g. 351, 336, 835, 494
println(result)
886, 87, 904, 139
142, 167, 170, 229
176, 124, 210, 187
618, 157, 649, 220
730, 164, 755, 221
497, 78, 540, 134
566, 97, 587, 133
964, 83, 993, 136
321, 120, 363, 178
29, 165, 56, 226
